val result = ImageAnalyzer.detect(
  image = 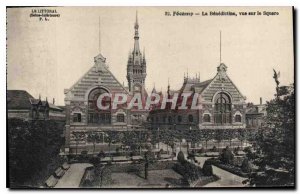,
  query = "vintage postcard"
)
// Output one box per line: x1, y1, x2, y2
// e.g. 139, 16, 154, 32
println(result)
6, 6, 295, 188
